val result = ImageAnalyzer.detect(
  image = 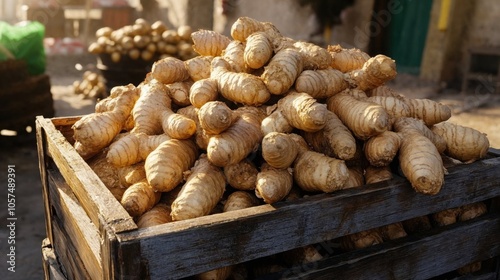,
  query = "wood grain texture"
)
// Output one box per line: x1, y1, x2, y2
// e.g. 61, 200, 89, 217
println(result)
47, 170, 102, 280
271, 215, 500, 280
36, 117, 54, 244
